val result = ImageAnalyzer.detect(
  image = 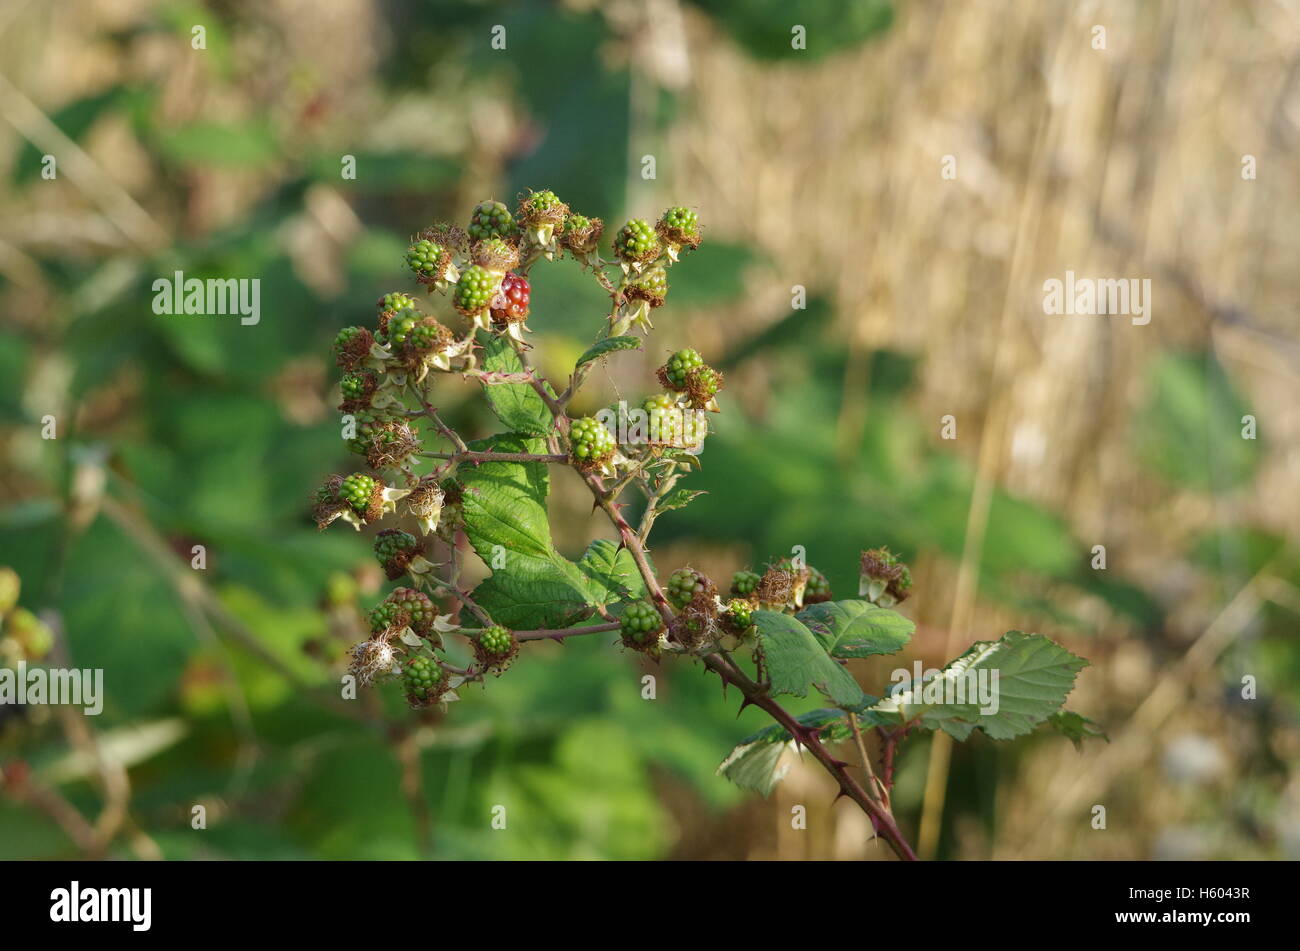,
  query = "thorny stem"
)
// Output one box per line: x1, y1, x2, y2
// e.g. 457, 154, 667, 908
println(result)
878, 725, 909, 800
511, 333, 919, 860
419, 450, 568, 464
705, 653, 918, 861
509, 621, 621, 641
